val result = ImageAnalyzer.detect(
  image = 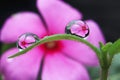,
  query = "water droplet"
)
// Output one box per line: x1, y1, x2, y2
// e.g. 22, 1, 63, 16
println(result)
65, 20, 89, 38
17, 33, 40, 51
